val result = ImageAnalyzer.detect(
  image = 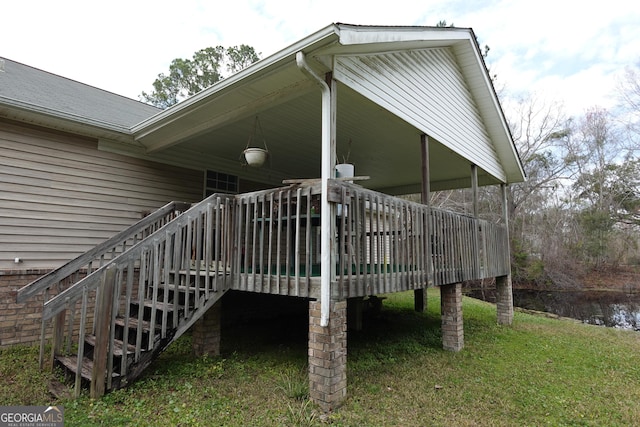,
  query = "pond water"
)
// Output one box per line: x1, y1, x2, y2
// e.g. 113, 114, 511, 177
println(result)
466, 288, 640, 331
